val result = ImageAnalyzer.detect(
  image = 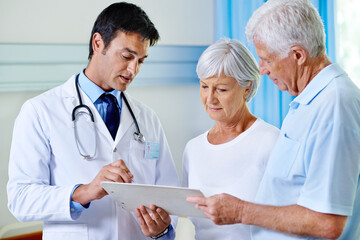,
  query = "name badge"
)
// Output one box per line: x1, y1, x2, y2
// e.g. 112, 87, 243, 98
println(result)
144, 142, 160, 159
